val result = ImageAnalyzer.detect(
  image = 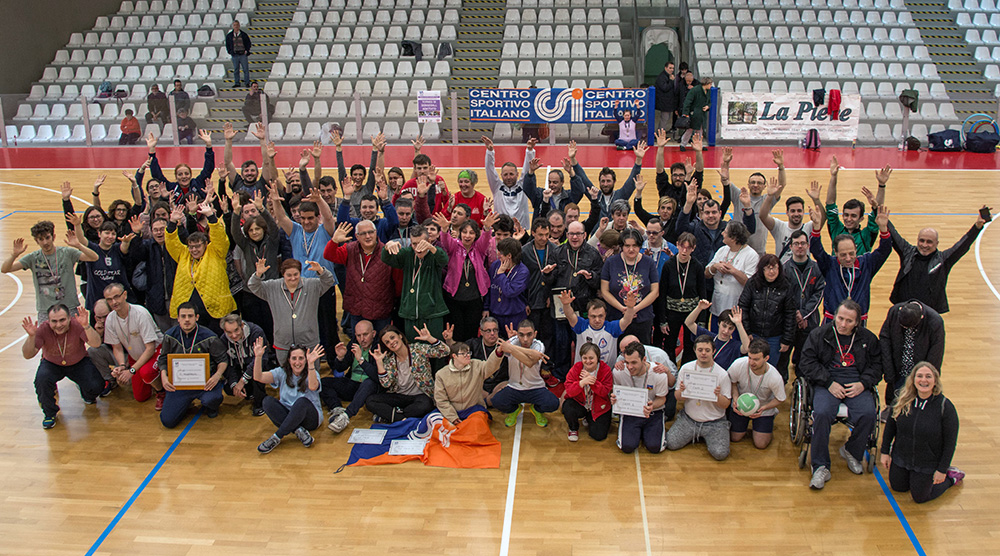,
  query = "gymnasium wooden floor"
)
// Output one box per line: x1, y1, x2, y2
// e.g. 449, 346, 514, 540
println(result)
0, 149, 998, 555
